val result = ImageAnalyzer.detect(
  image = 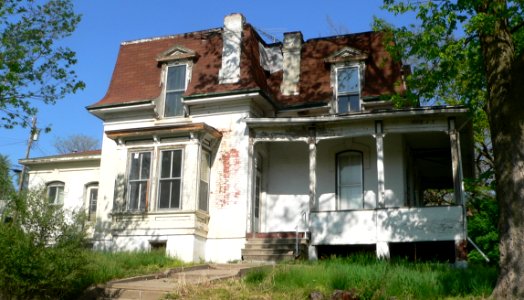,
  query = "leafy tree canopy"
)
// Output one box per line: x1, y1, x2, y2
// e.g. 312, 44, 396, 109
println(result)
0, 0, 84, 129
375, 0, 524, 297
